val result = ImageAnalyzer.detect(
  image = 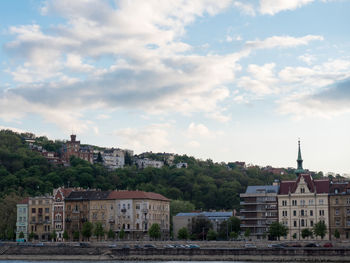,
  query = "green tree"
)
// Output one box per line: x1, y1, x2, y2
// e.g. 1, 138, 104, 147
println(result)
51, 230, 57, 241
301, 228, 313, 239
73, 231, 80, 241
170, 200, 195, 217
230, 231, 239, 240
96, 152, 103, 163
207, 229, 217, 241
334, 229, 340, 239
149, 223, 161, 240
292, 233, 297, 239
0, 194, 21, 240
177, 227, 189, 240
63, 230, 69, 241
82, 222, 93, 241
244, 229, 251, 239
19, 231, 24, 239
118, 229, 125, 240
29, 231, 35, 241
94, 222, 105, 241
268, 222, 288, 241
107, 229, 115, 240
313, 221, 327, 239
191, 217, 213, 240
